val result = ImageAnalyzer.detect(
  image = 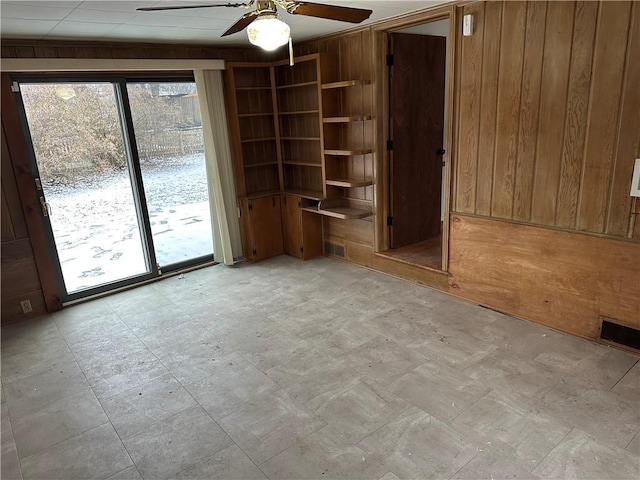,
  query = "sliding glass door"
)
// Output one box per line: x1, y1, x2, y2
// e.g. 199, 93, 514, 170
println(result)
16, 76, 213, 302
127, 82, 212, 267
